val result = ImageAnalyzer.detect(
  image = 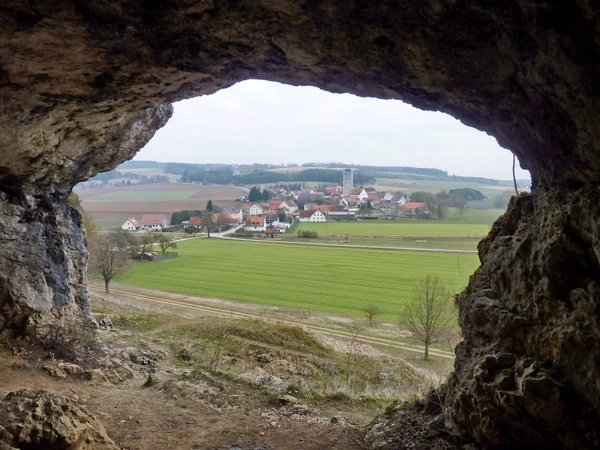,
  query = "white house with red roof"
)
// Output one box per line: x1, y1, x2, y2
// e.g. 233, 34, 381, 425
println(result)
269, 200, 298, 214
244, 215, 266, 231
140, 213, 168, 230
121, 218, 141, 231
268, 200, 284, 210
280, 200, 298, 214
350, 188, 369, 200
299, 210, 327, 223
